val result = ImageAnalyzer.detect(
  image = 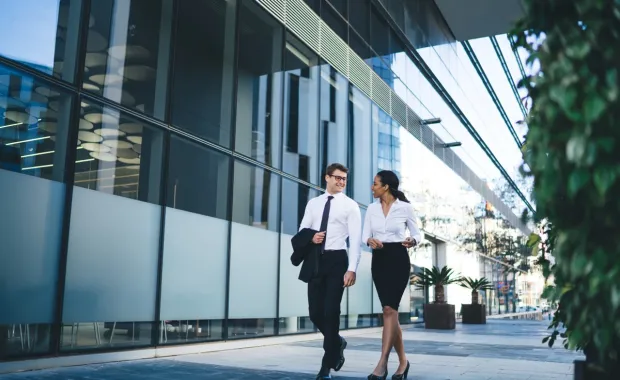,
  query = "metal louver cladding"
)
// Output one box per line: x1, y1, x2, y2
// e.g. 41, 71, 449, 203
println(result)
391, 93, 407, 127
254, 0, 530, 235
348, 53, 371, 95
319, 23, 349, 76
